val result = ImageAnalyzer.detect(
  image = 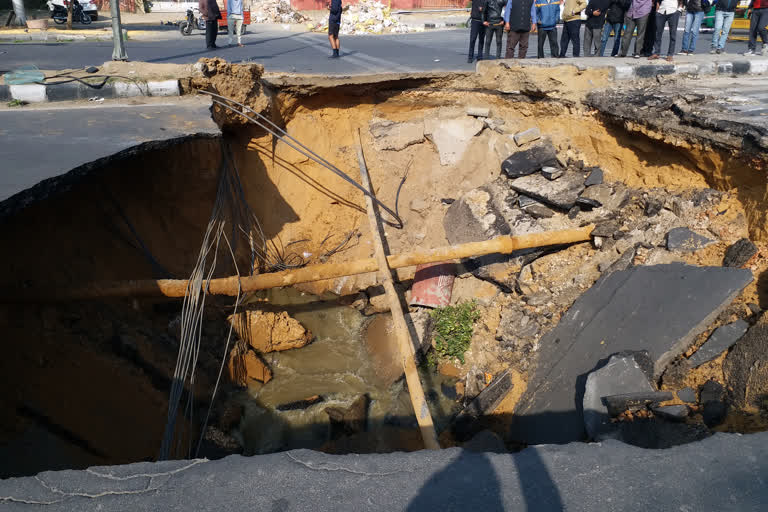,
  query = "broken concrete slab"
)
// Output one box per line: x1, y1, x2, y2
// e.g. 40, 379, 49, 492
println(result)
580, 184, 613, 207
513, 127, 541, 146
501, 140, 558, 178
425, 116, 484, 166
603, 391, 674, 416
583, 354, 655, 440
369, 118, 425, 152
724, 319, 768, 409
585, 167, 604, 186
652, 404, 689, 422
466, 106, 490, 118
510, 263, 752, 445
541, 166, 563, 180
723, 238, 758, 268
524, 203, 555, 219
688, 320, 749, 368
575, 197, 601, 209
509, 171, 585, 210
666, 227, 716, 252
677, 387, 697, 403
